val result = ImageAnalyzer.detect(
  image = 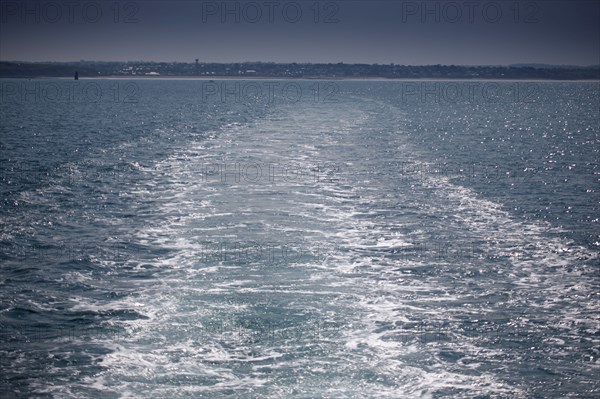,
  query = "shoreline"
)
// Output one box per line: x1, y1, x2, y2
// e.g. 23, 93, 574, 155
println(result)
1, 76, 599, 82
